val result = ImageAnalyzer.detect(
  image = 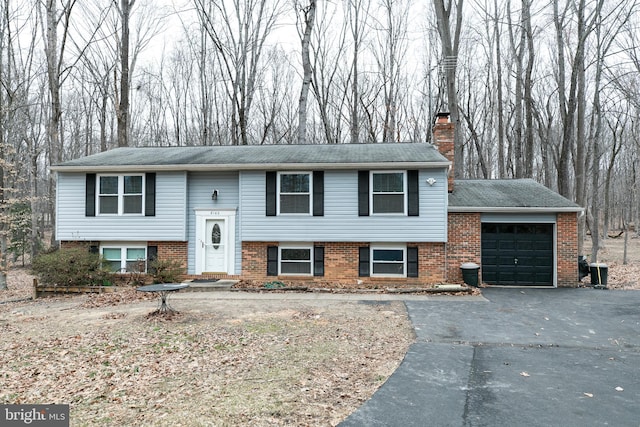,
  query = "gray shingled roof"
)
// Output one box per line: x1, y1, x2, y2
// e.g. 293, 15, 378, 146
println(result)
52, 143, 449, 171
449, 179, 582, 212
